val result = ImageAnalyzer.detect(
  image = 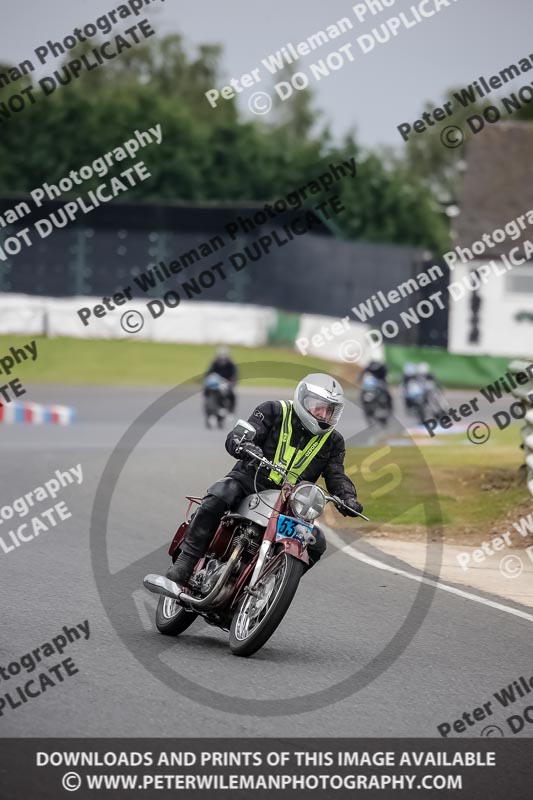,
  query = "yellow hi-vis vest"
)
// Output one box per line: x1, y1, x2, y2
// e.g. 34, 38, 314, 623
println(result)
269, 400, 333, 485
